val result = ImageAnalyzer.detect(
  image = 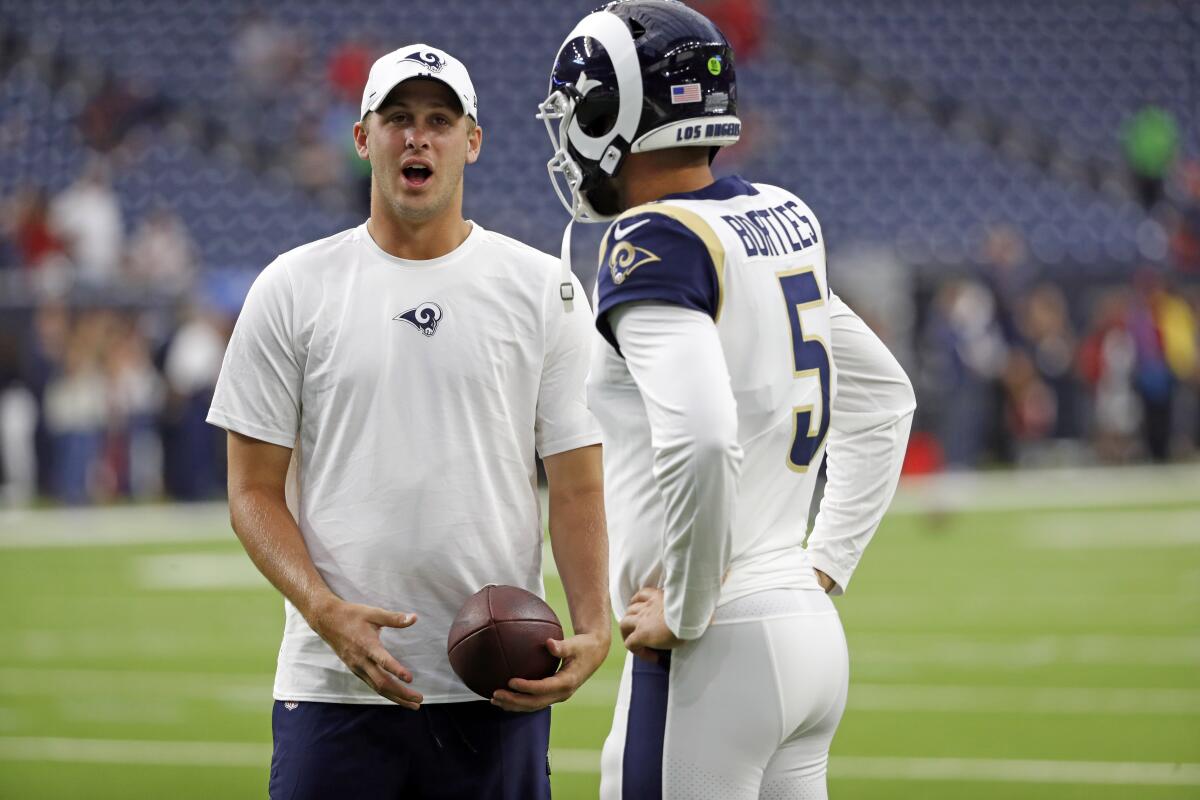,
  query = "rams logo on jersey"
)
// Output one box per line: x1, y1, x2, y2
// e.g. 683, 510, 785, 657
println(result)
609, 241, 660, 285
394, 302, 443, 336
